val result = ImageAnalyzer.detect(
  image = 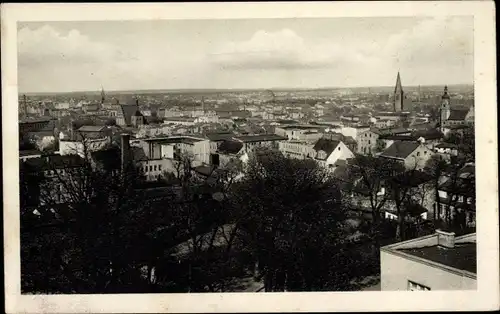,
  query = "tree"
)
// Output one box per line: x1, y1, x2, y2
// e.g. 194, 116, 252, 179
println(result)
20, 140, 177, 293
231, 148, 355, 291
344, 154, 404, 245
424, 154, 475, 234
